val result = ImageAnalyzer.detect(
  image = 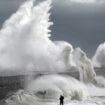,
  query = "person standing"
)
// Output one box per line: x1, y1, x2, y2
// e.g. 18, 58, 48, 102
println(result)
59, 95, 64, 105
